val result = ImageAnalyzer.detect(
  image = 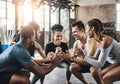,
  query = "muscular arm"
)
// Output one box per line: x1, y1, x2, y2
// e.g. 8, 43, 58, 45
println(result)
71, 41, 81, 57
87, 39, 97, 56
33, 58, 50, 64
34, 41, 46, 58
24, 60, 57, 76
24, 52, 63, 76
